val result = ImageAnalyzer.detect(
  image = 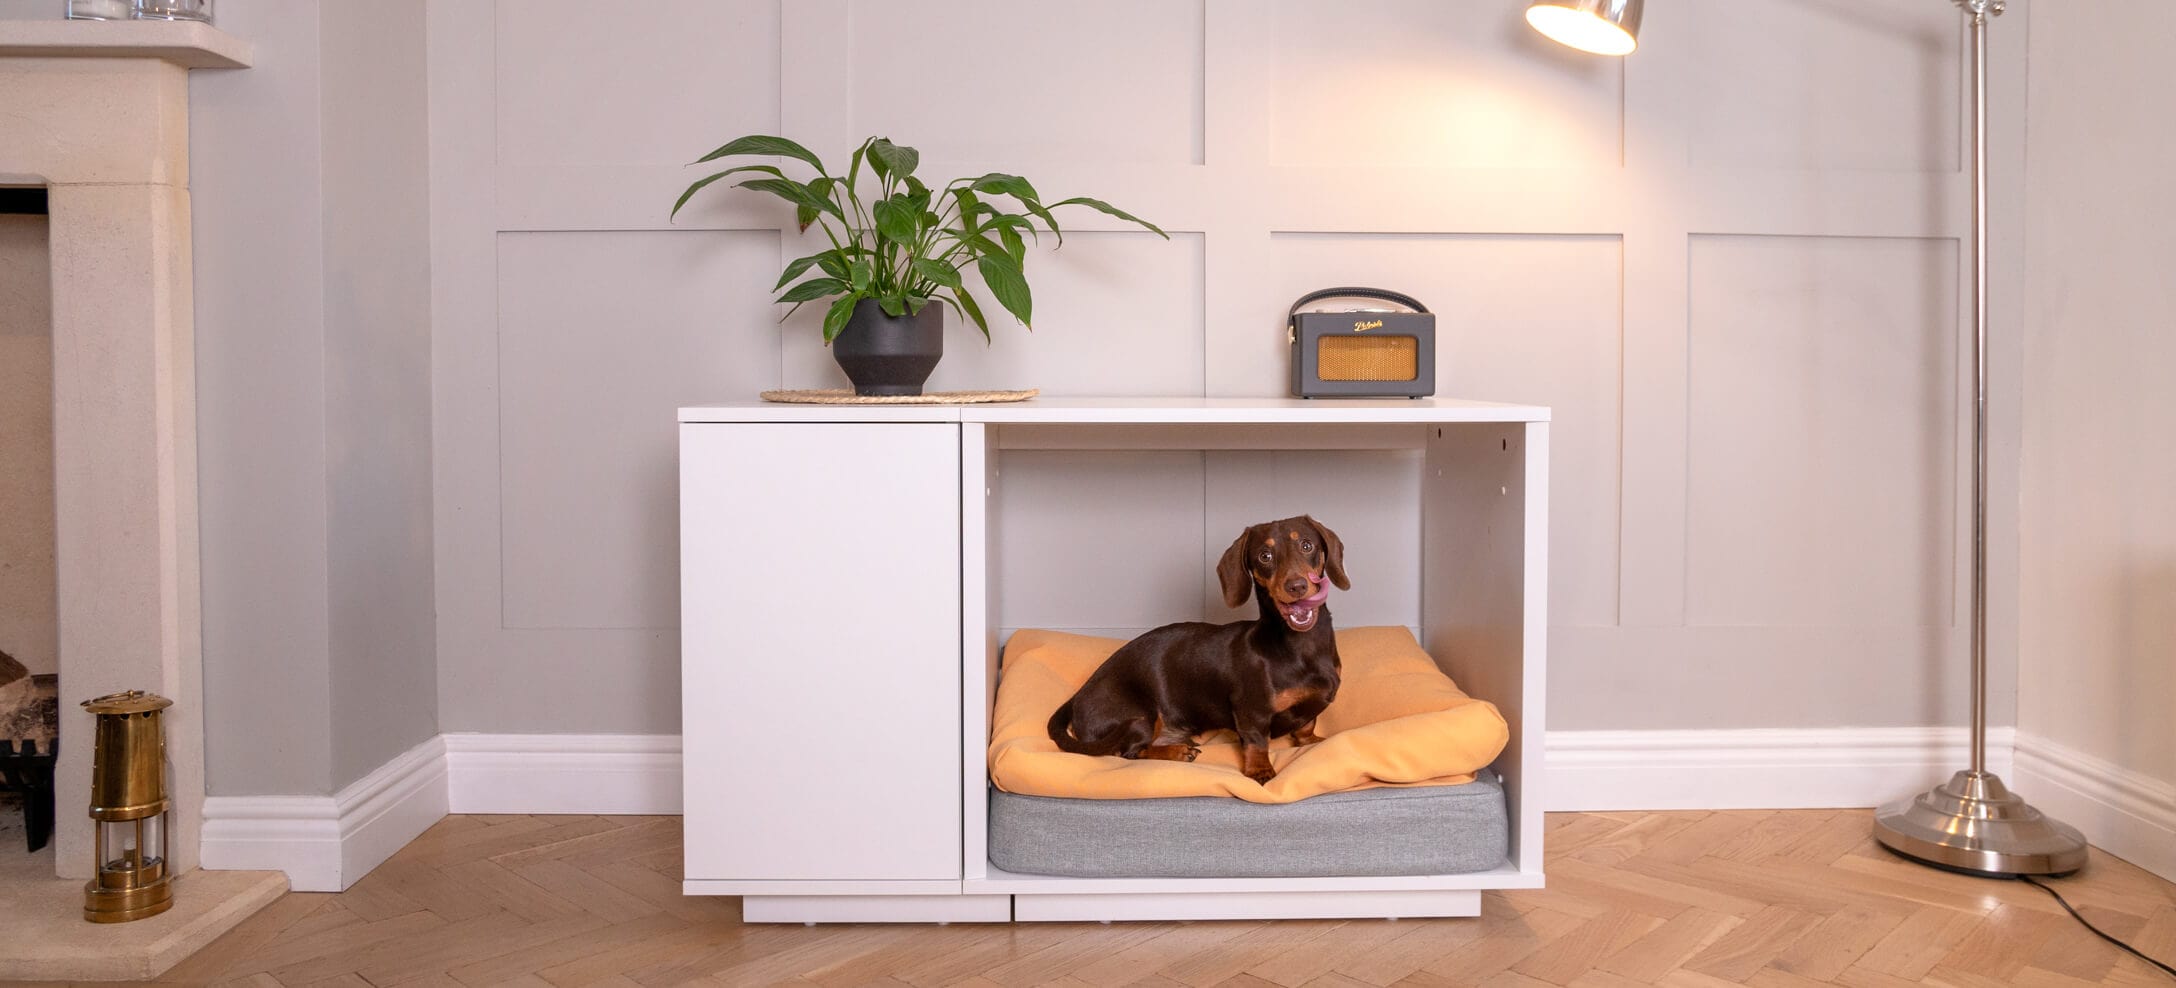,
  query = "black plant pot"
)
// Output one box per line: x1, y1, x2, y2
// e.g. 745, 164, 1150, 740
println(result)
832, 298, 944, 397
